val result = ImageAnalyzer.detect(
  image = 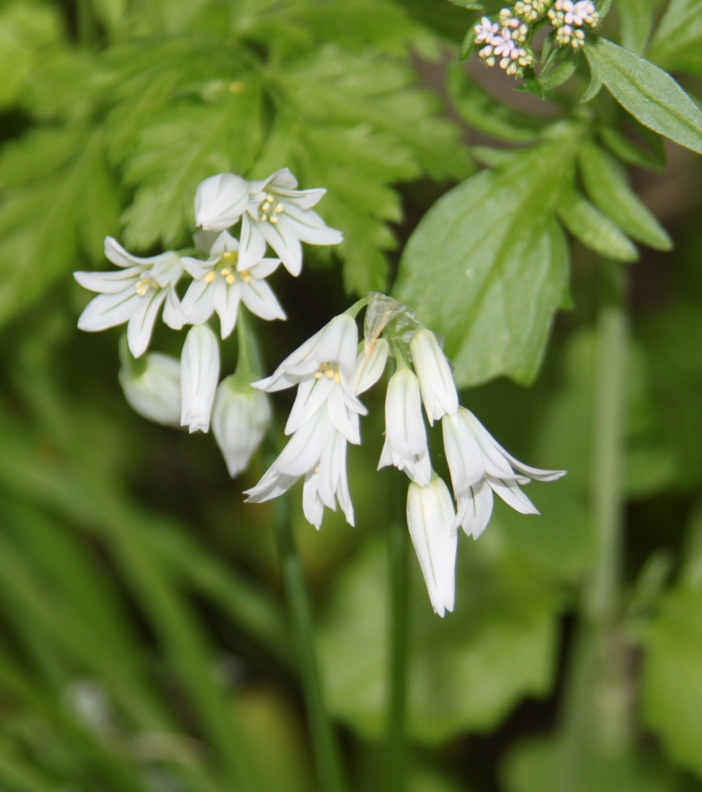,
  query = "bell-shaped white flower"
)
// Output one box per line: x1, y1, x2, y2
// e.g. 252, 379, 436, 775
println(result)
444, 407, 566, 538
75, 237, 185, 358
118, 344, 181, 427
180, 324, 220, 433
212, 376, 271, 478
354, 338, 390, 395
302, 425, 354, 529
180, 231, 286, 338
410, 329, 458, 424
378, 367, 431, 486
239, 168, 343, 275
407, 476, 457, 617
194, 173, 249, 233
